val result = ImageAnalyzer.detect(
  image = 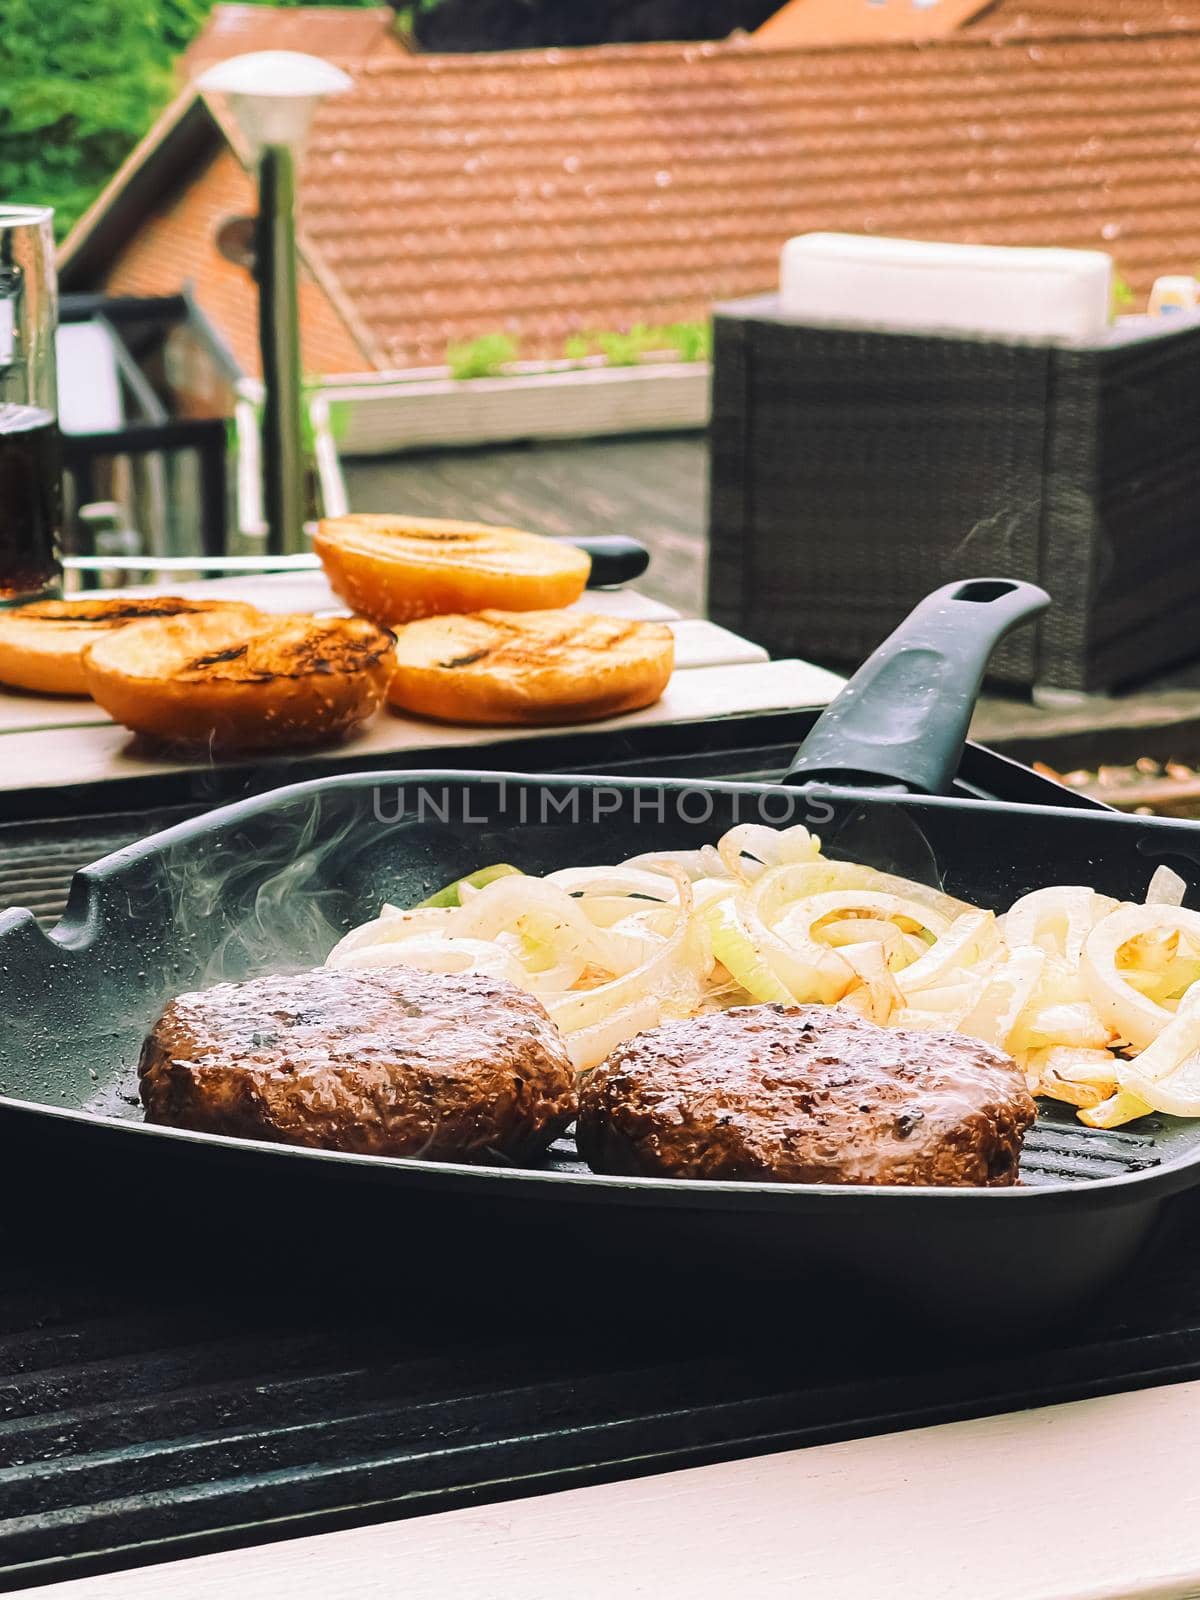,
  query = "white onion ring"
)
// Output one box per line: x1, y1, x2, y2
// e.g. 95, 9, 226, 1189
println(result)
1083, 904, 1200, 1049
450, 875, 653, 974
